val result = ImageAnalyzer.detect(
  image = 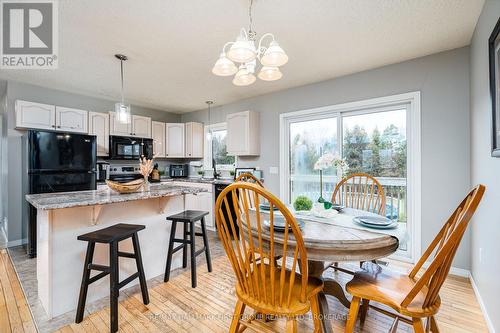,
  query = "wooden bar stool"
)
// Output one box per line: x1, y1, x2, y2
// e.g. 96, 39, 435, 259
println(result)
164, 210, 212, 288
75, 223, 149, 333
